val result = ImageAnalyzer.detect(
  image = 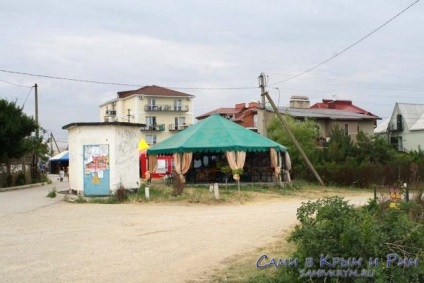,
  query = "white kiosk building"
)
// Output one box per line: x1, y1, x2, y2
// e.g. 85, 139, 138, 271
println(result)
63, 122, 143, 196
